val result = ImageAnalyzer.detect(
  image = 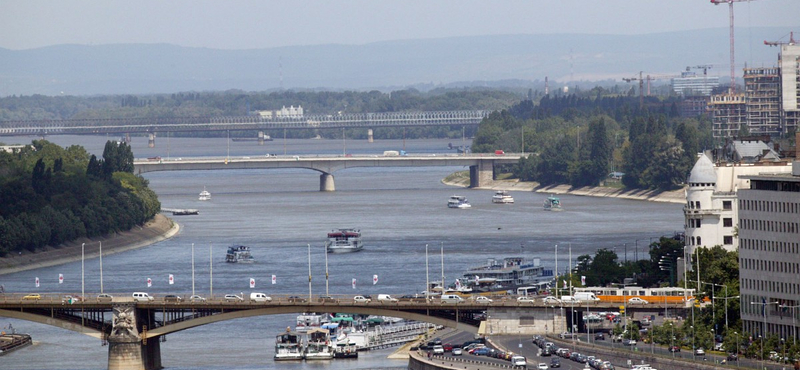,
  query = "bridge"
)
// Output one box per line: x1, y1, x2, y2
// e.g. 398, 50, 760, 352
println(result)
0, 110, 489, 145
0, 293, 689, 370
134, 153, 522, 191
